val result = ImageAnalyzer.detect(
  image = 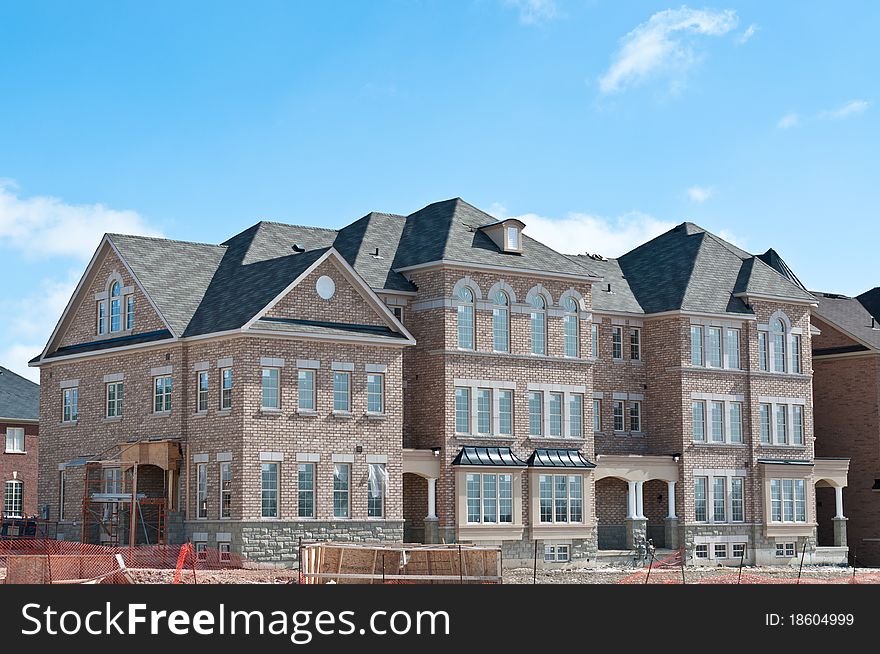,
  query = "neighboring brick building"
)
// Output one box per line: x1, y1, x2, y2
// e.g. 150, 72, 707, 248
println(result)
30, 199, 848, 567
810, 288, 880, 565
0, 366, 40, 521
